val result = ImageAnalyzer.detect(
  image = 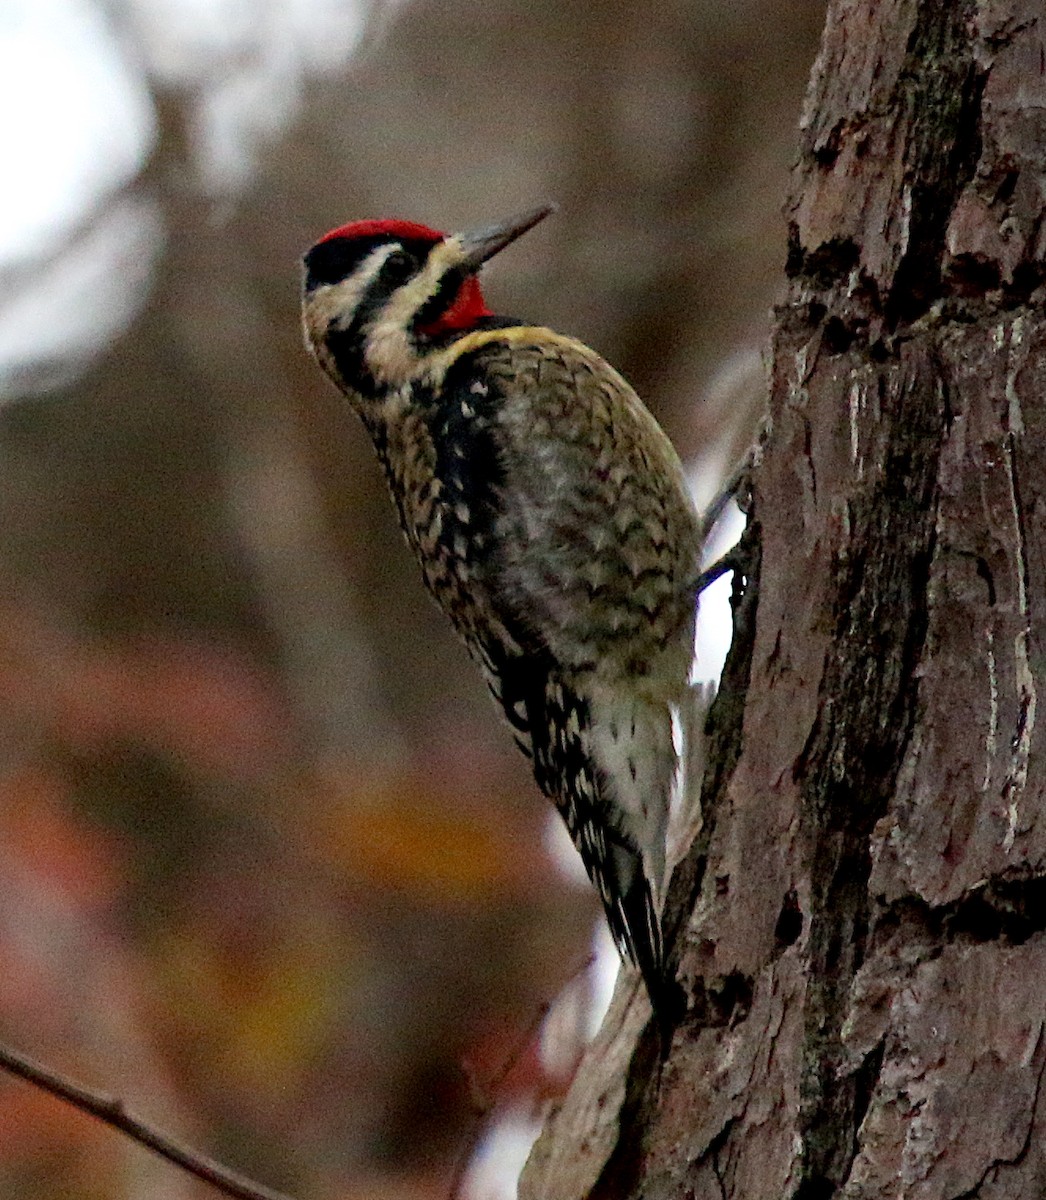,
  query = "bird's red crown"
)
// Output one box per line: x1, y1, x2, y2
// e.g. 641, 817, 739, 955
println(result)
316, 218, 445, 246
